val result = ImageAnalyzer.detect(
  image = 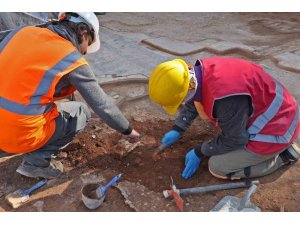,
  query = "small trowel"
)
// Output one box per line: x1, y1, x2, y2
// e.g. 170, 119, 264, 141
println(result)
153, 144, 168, 155
95, 173, 122, 198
